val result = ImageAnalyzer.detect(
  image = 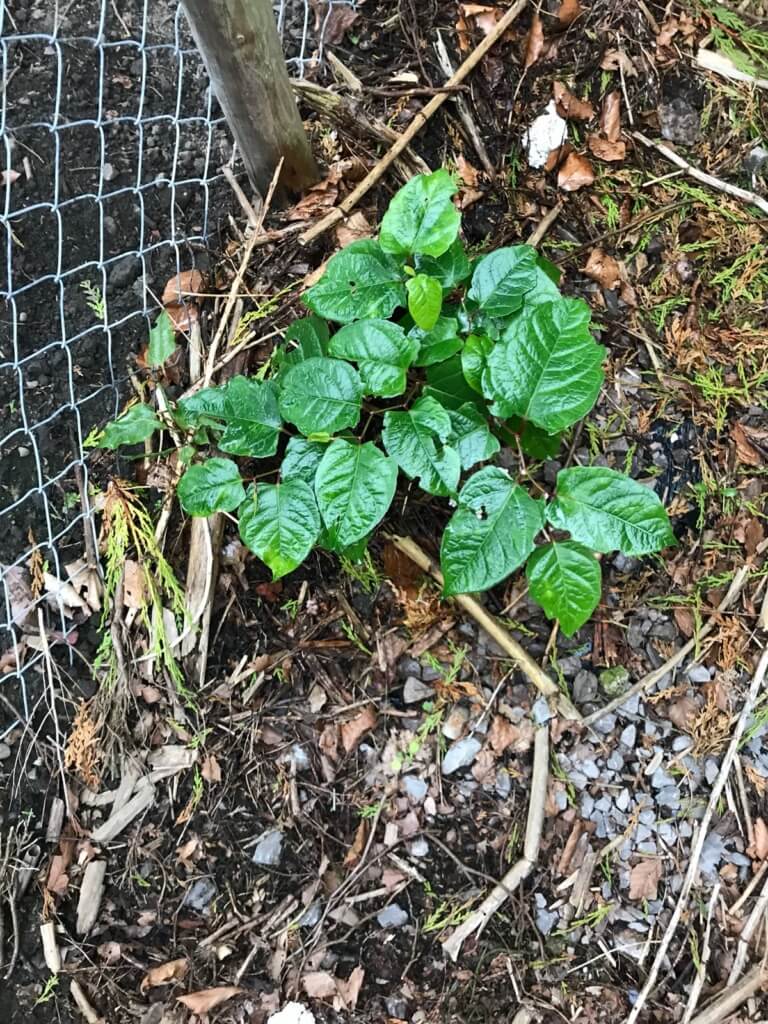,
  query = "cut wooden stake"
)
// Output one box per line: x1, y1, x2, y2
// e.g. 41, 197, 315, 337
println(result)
299, 0, 528, 245
389, 534, 580, 720
632, 131, 768, 216
70, 980, 105, 1024
76, 860, 107, 936
442, 725, 549, 960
